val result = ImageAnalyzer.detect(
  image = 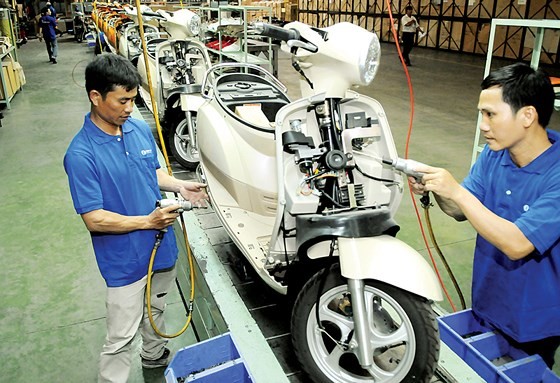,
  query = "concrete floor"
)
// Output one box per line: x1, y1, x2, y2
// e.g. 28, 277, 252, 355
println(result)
0, 33, 558, 382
